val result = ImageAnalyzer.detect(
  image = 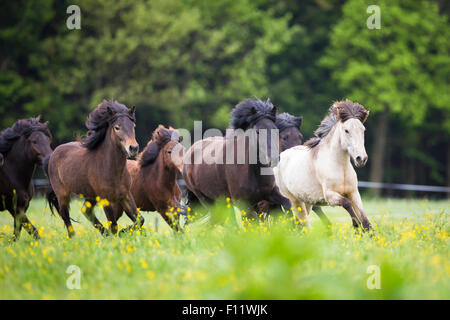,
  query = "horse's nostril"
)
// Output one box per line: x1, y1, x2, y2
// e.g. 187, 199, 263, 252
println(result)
129, 145, 139, 154
356, 156, 362, 163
